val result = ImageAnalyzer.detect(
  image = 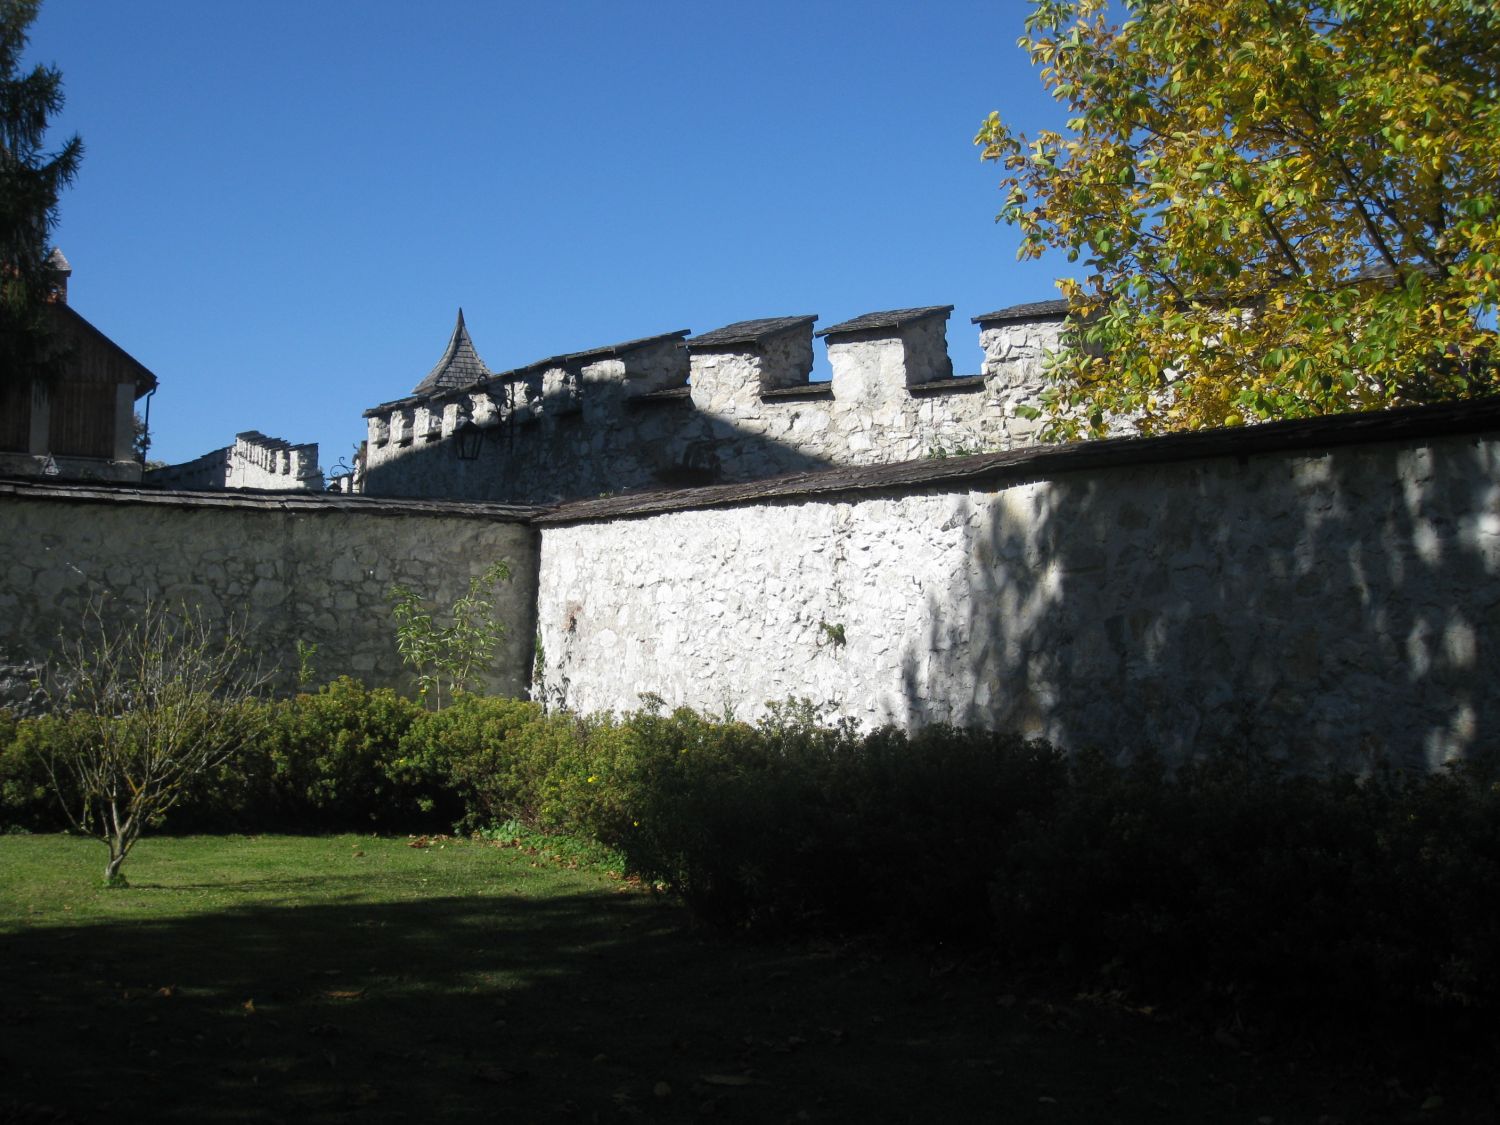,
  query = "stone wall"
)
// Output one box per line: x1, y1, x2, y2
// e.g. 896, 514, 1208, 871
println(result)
362, 305, 1065, 505
0, 481, 538, 712
146, 431, 324, 492
12, 399, 1497, 770
533, 401, 1500, 770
